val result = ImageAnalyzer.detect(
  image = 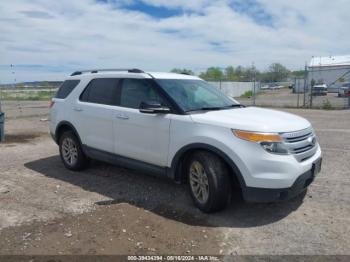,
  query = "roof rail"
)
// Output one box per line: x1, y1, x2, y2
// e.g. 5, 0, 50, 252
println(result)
70, 68, 144, 76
